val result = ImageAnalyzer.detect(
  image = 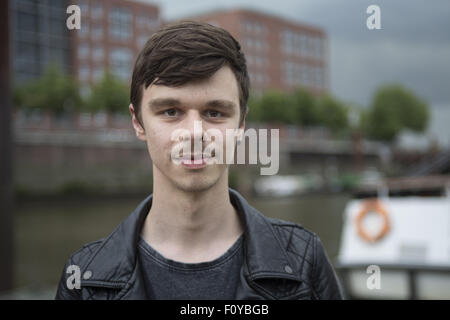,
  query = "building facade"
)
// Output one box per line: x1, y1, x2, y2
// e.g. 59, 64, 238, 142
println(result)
10, 0, 72, 83
10, 0, 161, 89
10, 2, 326, 96
185, 9, 328, 95
71, 0, 160, 92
